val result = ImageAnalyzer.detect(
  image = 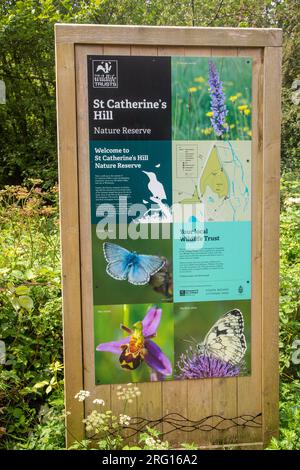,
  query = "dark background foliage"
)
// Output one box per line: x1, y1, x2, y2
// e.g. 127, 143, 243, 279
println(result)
0, 0, 299, 186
